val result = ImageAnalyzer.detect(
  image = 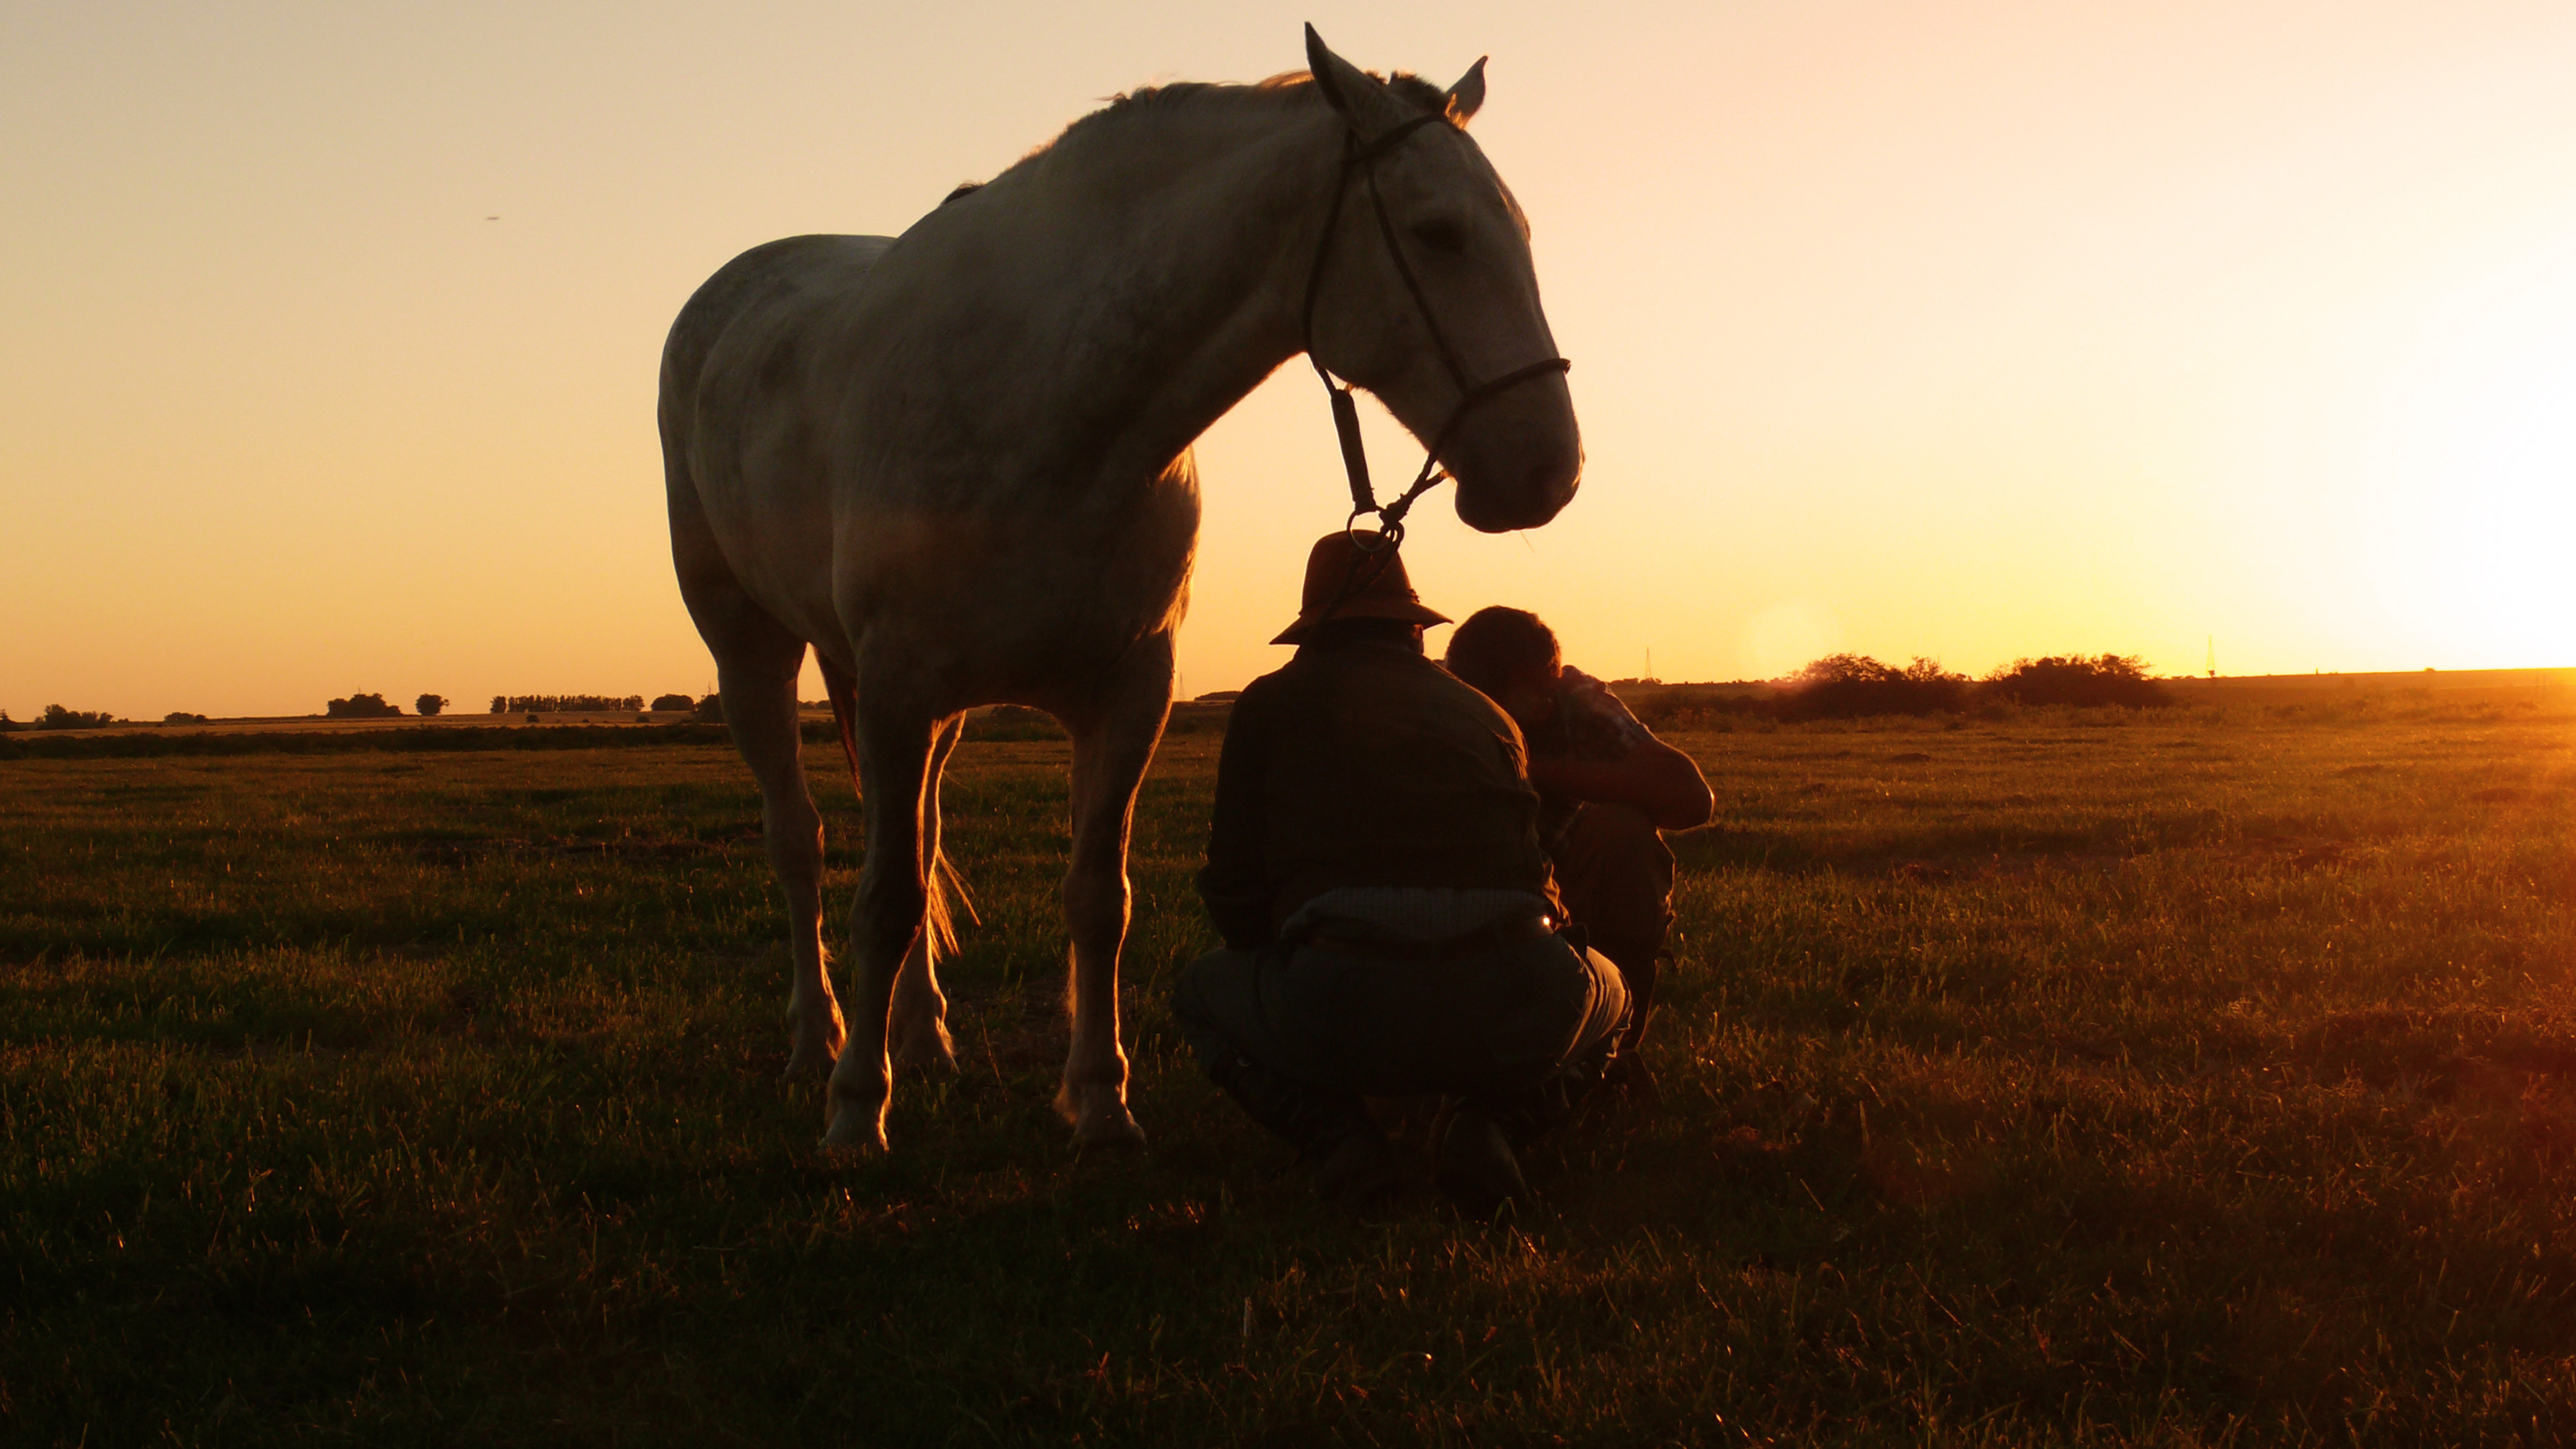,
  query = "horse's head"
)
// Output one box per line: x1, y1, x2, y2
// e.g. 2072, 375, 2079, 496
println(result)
1300, 28, 1582, 535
